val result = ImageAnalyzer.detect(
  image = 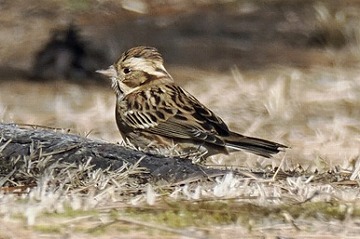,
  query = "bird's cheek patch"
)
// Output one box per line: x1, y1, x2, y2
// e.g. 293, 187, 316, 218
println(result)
123, 77, 139, 88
